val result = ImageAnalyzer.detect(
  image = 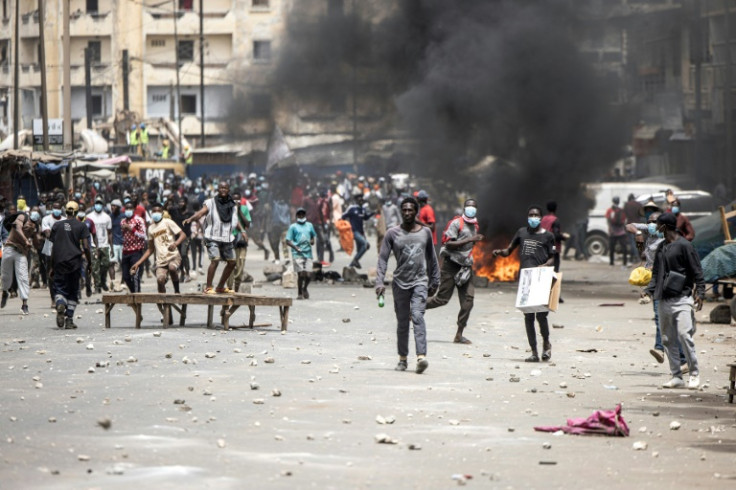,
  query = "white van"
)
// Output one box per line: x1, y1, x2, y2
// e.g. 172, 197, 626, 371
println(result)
584, 182, 682, 257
